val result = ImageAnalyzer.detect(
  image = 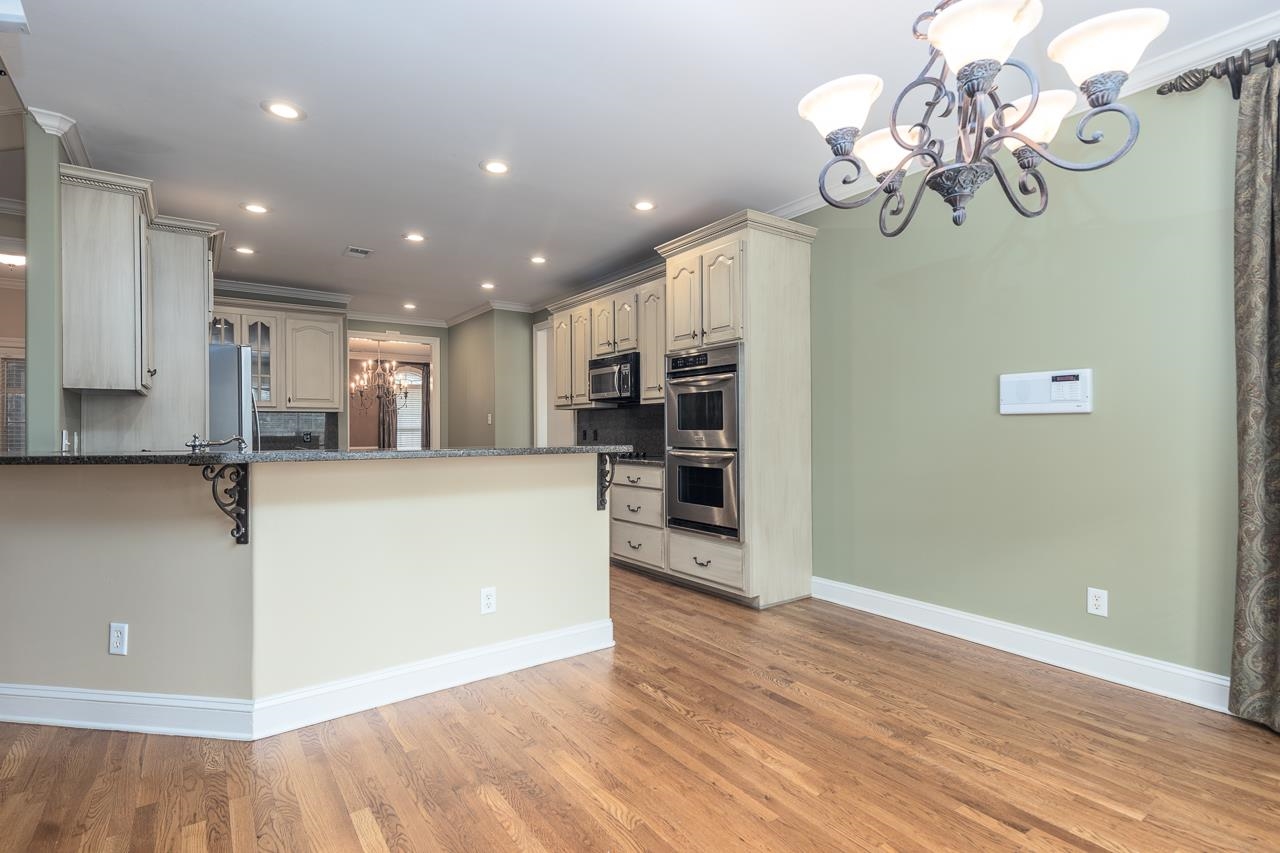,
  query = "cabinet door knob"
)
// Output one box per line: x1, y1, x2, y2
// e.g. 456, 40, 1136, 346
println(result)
693, 556, 712, 568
